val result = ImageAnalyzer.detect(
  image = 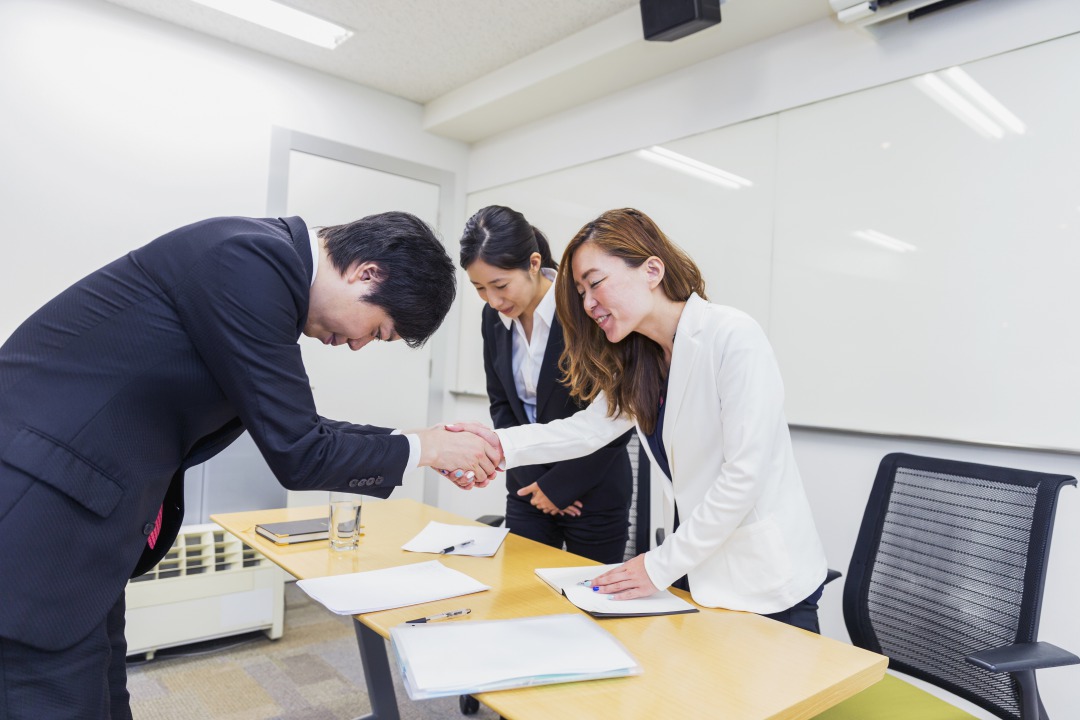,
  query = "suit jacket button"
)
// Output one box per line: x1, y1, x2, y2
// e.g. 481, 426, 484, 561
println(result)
375, 477, 383, 485
364, 478, 374, 486
348, 478, 358, 487
142, 522, 154, 536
